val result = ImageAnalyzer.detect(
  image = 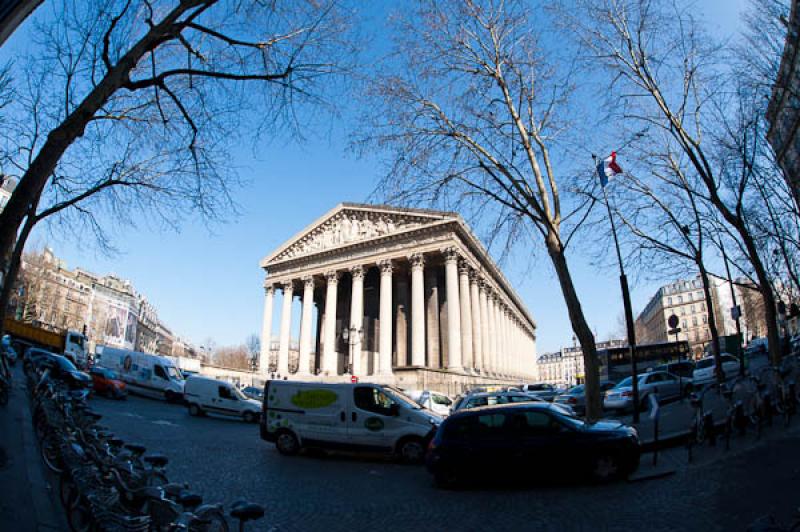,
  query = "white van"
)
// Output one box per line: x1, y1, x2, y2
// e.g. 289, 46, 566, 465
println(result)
97, 346, 185, 402
260, 381, 442, 463
184, 376, 261, 423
